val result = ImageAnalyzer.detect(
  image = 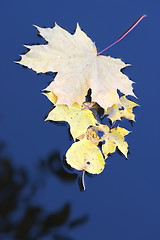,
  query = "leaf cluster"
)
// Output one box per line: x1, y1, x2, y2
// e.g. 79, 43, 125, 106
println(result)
16, 23, 139, 186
